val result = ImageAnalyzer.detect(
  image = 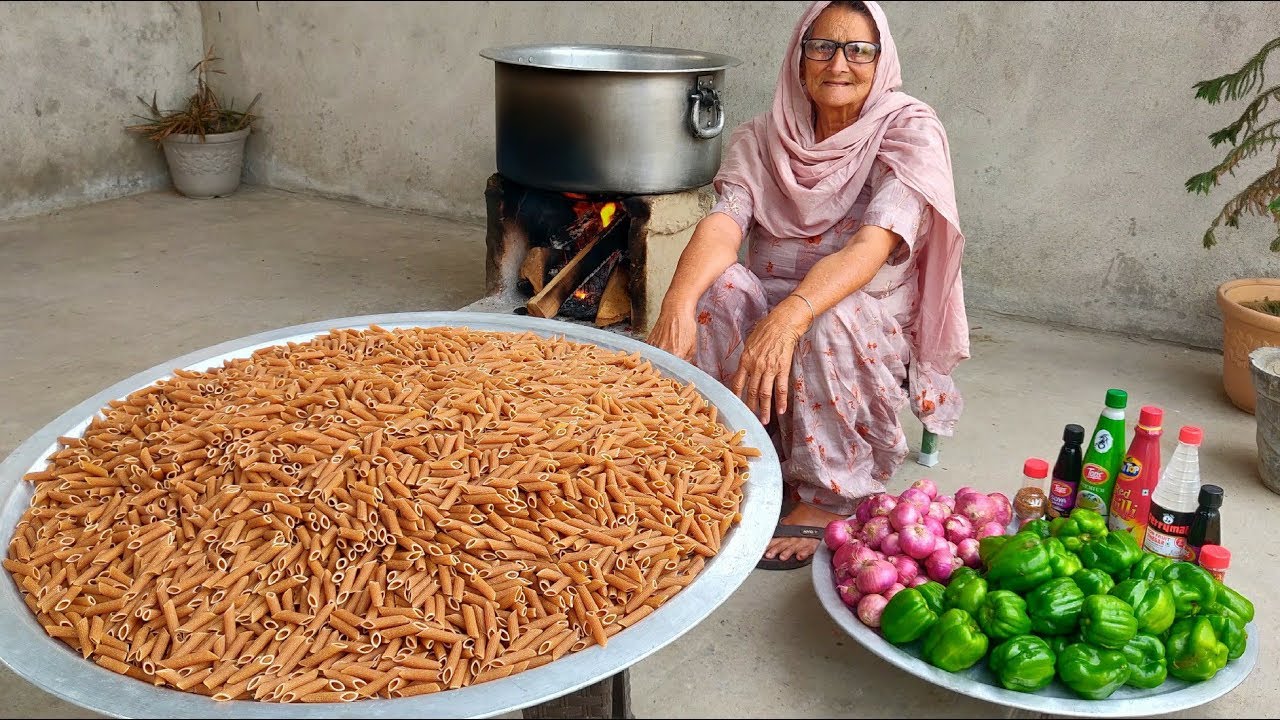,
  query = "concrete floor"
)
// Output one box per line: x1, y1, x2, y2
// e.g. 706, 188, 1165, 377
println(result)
0, 186, 1273, 718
